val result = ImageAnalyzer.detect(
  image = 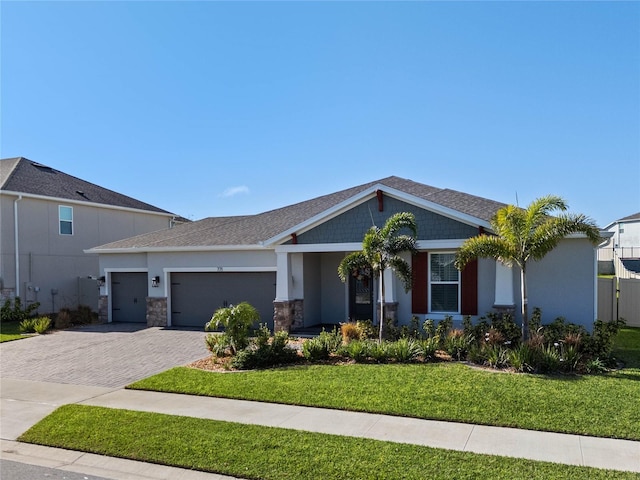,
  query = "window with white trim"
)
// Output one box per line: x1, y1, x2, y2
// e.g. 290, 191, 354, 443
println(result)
59, 205, 73, 235
429, 252, 460, 313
